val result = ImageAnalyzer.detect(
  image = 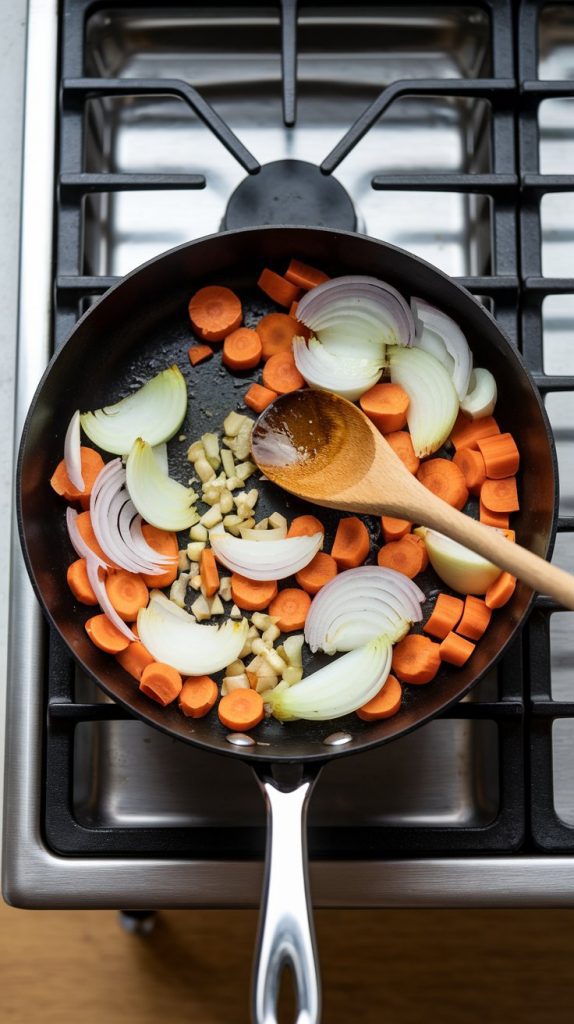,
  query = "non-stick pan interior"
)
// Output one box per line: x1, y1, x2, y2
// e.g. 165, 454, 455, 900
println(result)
18, 227, 557, 761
